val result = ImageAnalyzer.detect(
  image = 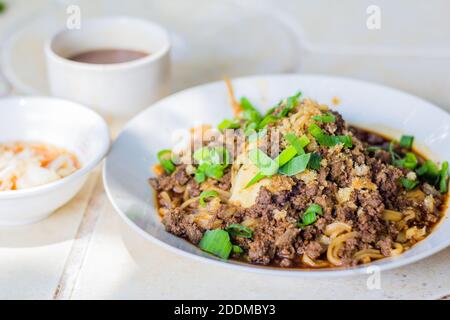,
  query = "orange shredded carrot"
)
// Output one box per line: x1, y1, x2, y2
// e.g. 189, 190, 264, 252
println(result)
153, 164, 165, 176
